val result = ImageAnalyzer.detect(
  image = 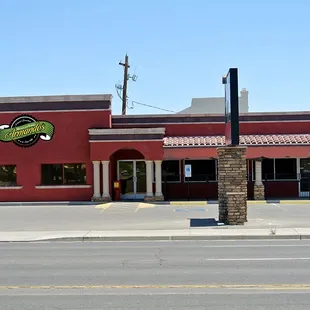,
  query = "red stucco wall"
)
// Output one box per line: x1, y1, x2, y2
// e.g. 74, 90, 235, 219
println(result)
90, 141, 164, 161
0, 111, 110, 202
